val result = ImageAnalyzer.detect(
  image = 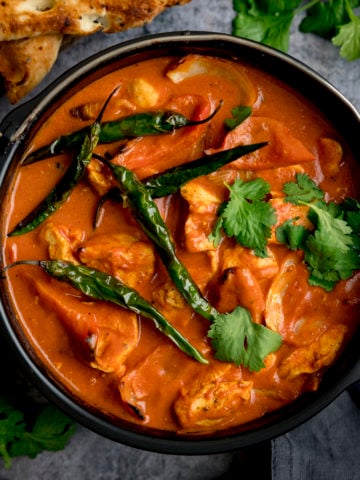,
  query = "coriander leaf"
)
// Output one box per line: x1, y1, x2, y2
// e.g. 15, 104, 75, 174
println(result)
279, 175, 360, 291
232, 0, 302, 51
0, 397, 26, 469
257, 0, 303, 13
283, 173, 324, 205
332, 6, 360, 60
208, 216, 224, 247
208, 306, 282, 372
210, 178, 277, 257
9, 405, 76, 459
0, 393, 76, 469
232, 0, 296, 52
224, 105, 252, 130
231, 0, 360, 61
299, 0, 352, 38
307, 201, 353, 249
302, 200, 360, 290
341, 197, 360, 234
275, 218, 310, 250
